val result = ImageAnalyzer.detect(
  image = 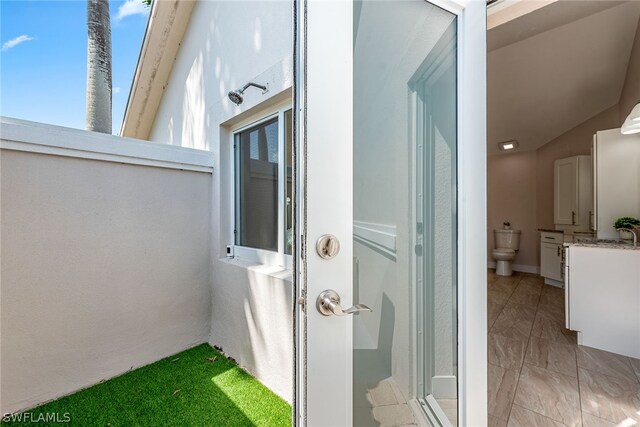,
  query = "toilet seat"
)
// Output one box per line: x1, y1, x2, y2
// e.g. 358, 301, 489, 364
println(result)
493, 248, 514, 253
492, 248, 515, 256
